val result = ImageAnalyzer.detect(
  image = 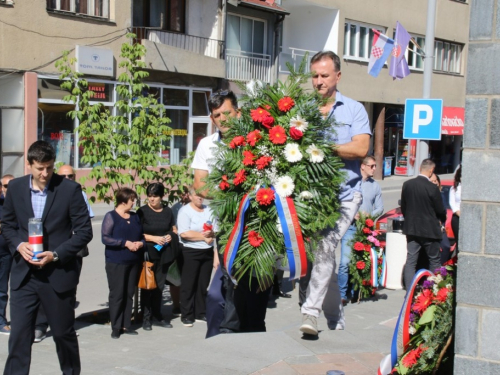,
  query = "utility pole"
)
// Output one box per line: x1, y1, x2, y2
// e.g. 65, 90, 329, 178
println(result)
415, 0, 437, 175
